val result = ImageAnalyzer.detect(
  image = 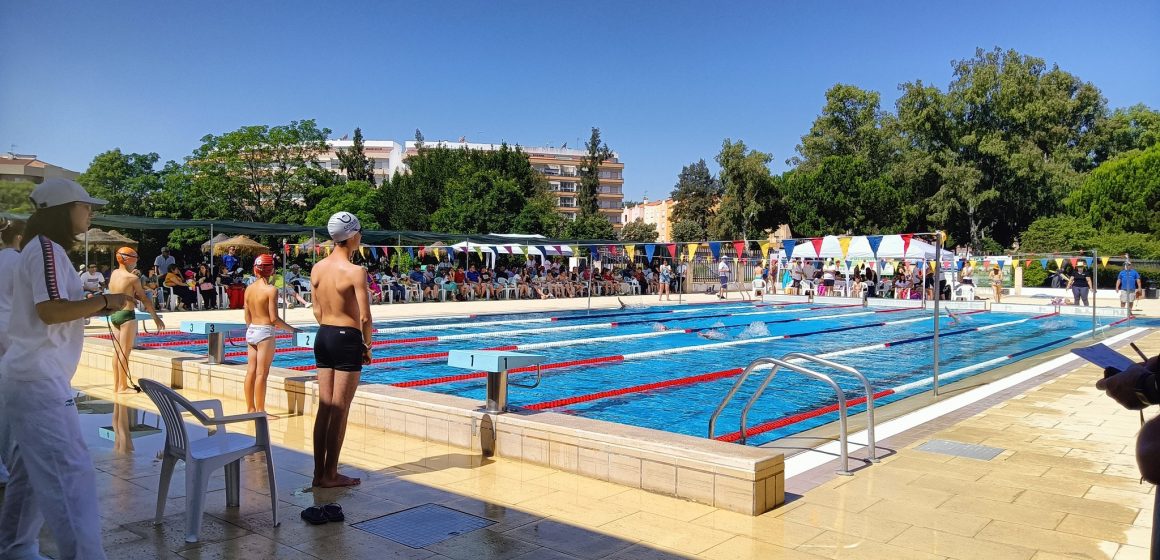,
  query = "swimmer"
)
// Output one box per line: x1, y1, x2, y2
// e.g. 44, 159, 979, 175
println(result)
309, 211, 371, 488
107, 246, 164, 393
243, 254, 299, 417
